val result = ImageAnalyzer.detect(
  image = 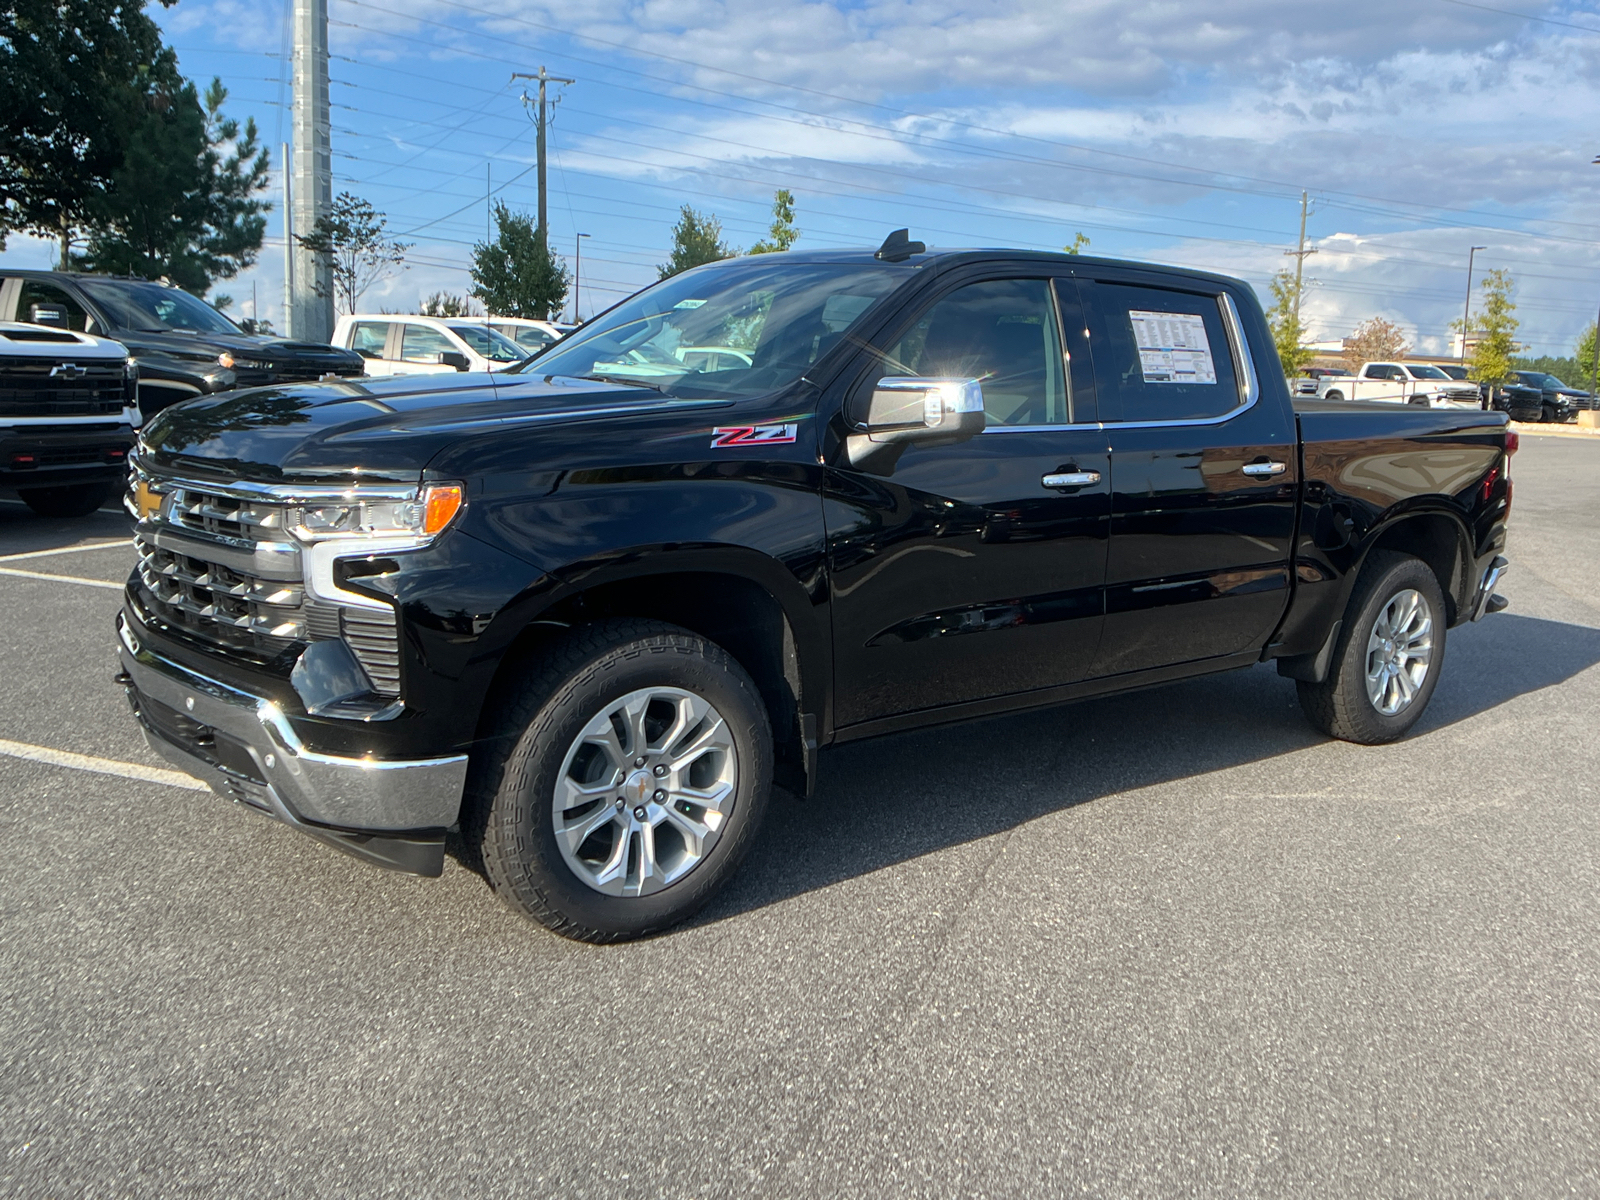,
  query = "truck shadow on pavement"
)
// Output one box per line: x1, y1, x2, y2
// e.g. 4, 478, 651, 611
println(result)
695, 611, 1600, 925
